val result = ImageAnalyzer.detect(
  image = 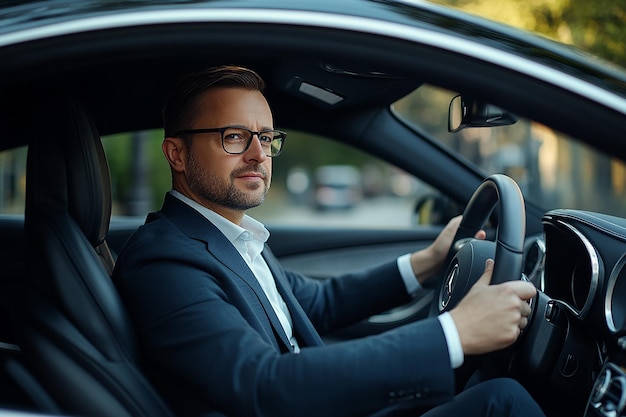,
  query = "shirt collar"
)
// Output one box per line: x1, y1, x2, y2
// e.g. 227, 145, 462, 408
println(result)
169, 190, 270, 245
